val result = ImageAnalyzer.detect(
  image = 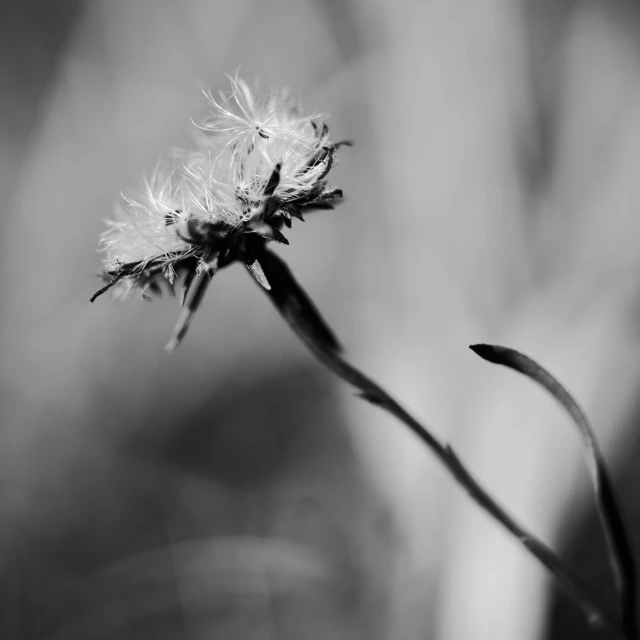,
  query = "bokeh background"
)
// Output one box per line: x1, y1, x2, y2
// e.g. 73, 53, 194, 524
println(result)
2, 0, 640, 638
